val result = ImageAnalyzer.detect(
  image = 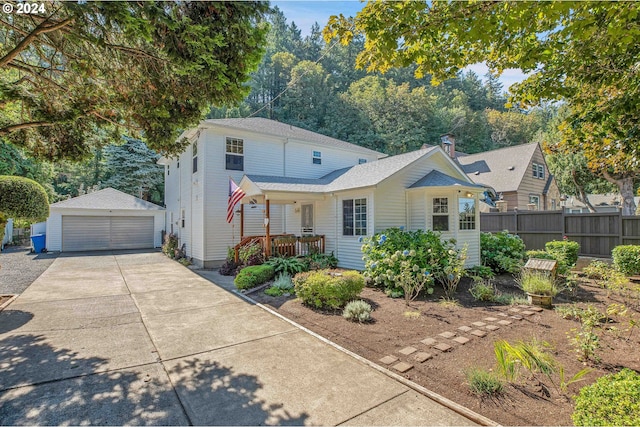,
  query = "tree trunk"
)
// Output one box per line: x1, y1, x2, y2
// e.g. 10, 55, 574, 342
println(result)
603, 172, 637, 216
572, 170, 597, 212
